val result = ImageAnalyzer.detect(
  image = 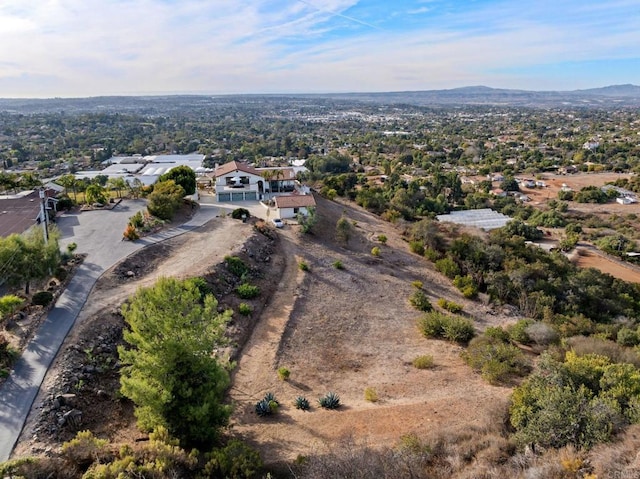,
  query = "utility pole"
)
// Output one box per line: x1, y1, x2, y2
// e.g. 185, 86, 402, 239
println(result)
38, 187, 49, 244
